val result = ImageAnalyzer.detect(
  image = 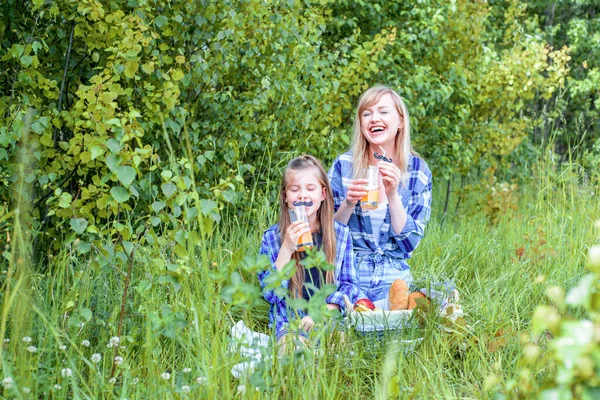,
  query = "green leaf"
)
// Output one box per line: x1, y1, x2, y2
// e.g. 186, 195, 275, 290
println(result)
80, 308, 92, 321
111, 186, 130, 203
152, 201, 165, 212
90, 145, 104, 160
124, 61, 139, 79
70, 218, 88, 234
171, 69, 184, 81
20, 55, 33, 67
155, 15, 168, 28
161, 182, 177, 198
200, 199, 217, 216
114, 166, 136, 187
